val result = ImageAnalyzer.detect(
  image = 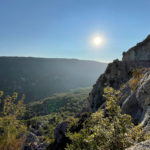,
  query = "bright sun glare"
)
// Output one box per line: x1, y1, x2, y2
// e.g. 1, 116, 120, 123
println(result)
92, 36, 103, 46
